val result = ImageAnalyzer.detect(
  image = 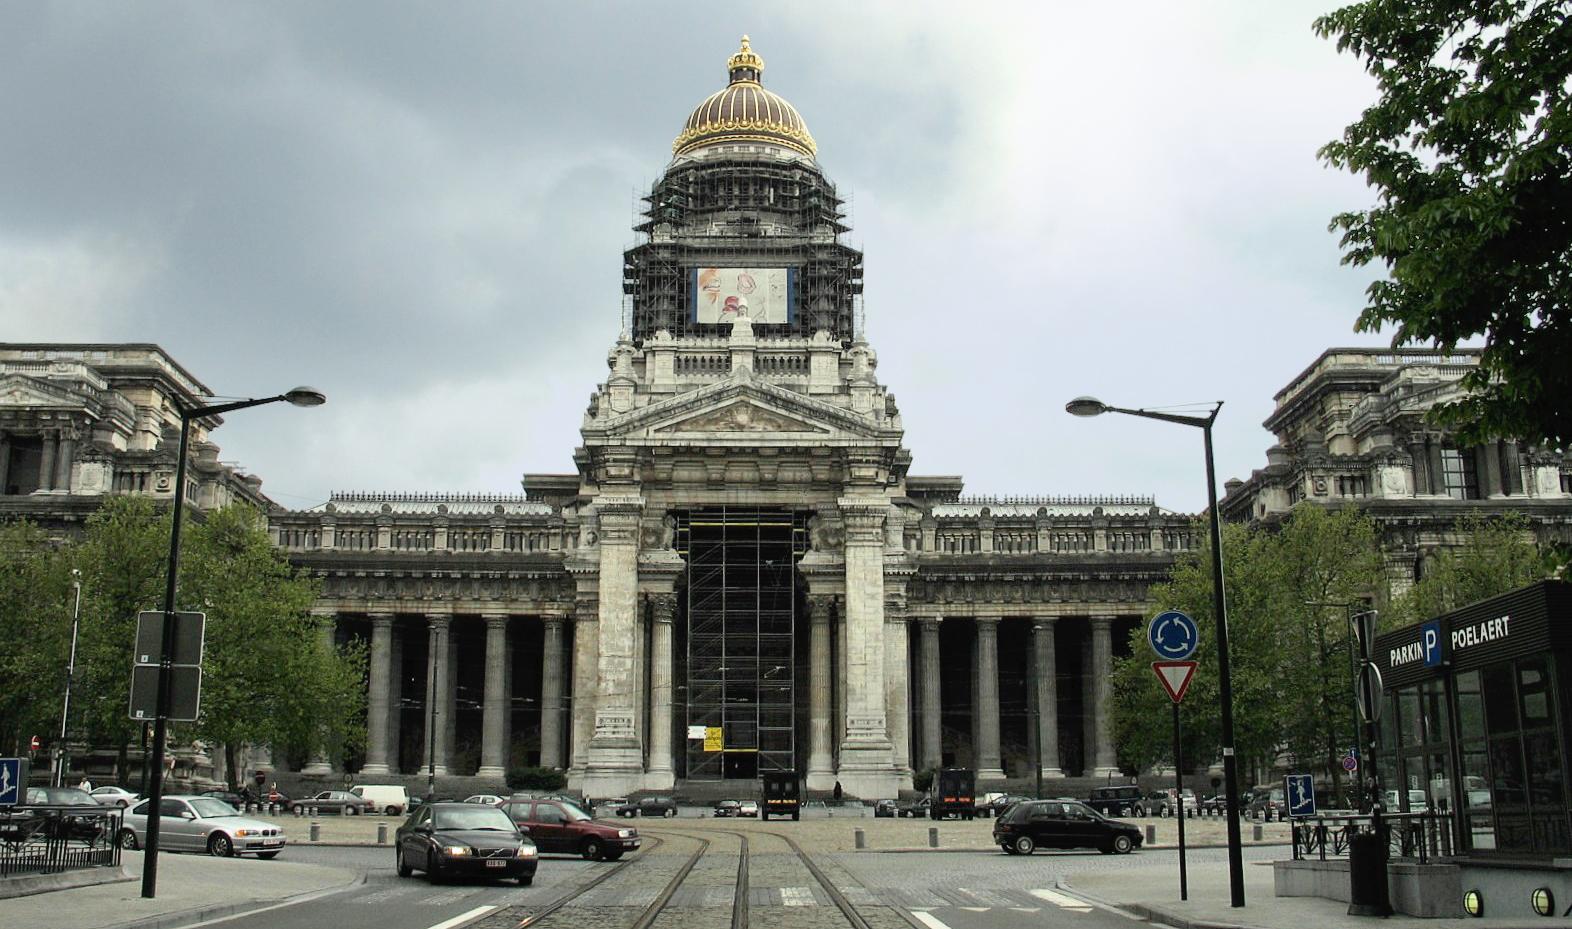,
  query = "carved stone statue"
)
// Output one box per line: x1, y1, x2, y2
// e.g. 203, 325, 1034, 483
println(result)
808, 513, 844, 552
